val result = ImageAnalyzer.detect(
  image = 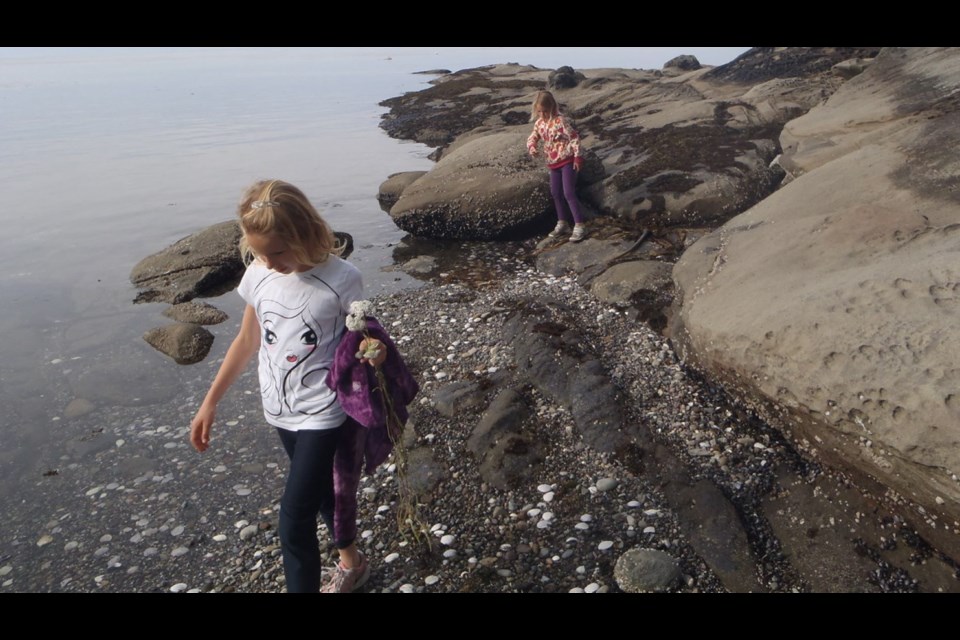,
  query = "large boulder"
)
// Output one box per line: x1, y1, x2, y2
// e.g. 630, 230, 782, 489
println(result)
671, 48, 960, 557
388, 131, 554, 240
130, 221, 244, 304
